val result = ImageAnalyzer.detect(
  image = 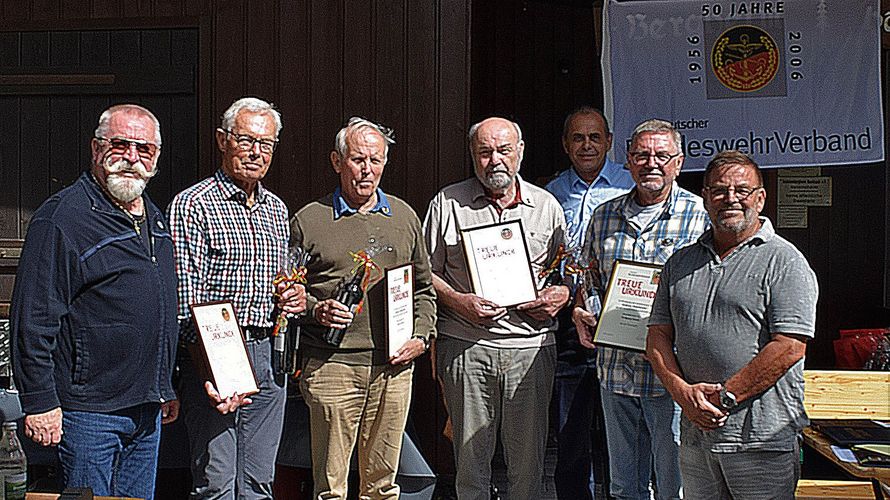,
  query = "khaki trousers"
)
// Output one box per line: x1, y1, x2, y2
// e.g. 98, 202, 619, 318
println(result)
299, 356, 413, 500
